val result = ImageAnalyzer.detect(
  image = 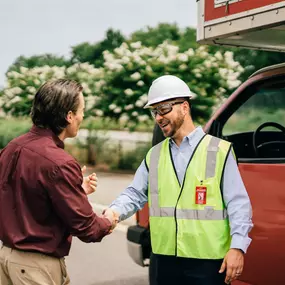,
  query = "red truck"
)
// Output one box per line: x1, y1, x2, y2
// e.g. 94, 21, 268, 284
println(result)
127, 1, 285, 284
